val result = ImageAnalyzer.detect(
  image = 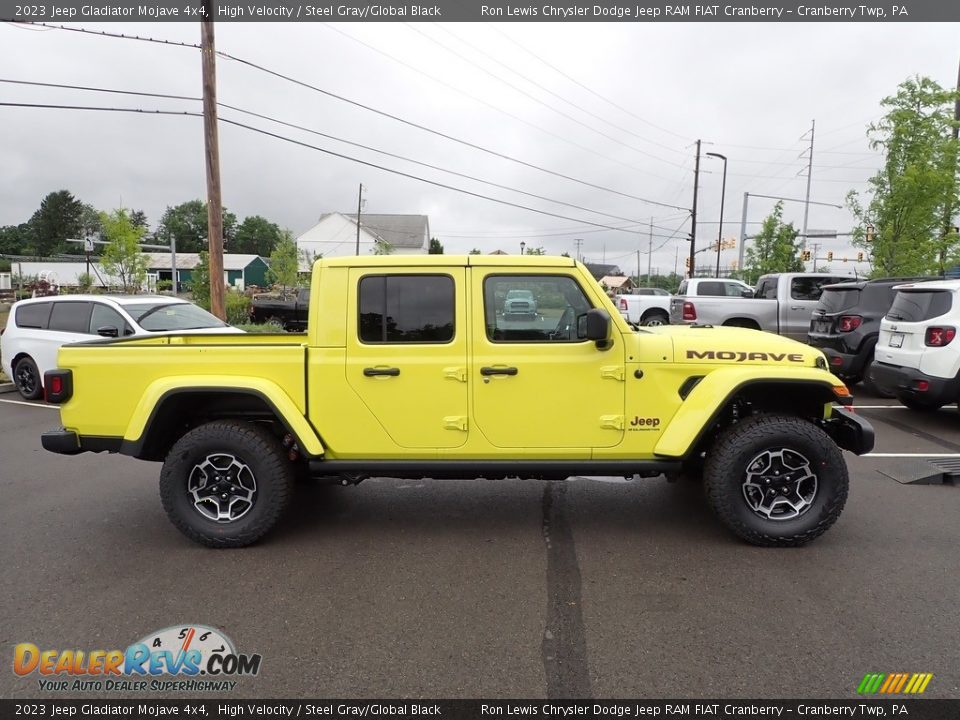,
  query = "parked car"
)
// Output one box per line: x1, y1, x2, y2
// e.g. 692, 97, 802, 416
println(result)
1, 295, 242, 400
250, 288, 310, 331
808, 277, 936, 397
676, 277, 755, 298
872, 279, 960, 411
670, 273, 852, 342
502, 289, 538, 317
